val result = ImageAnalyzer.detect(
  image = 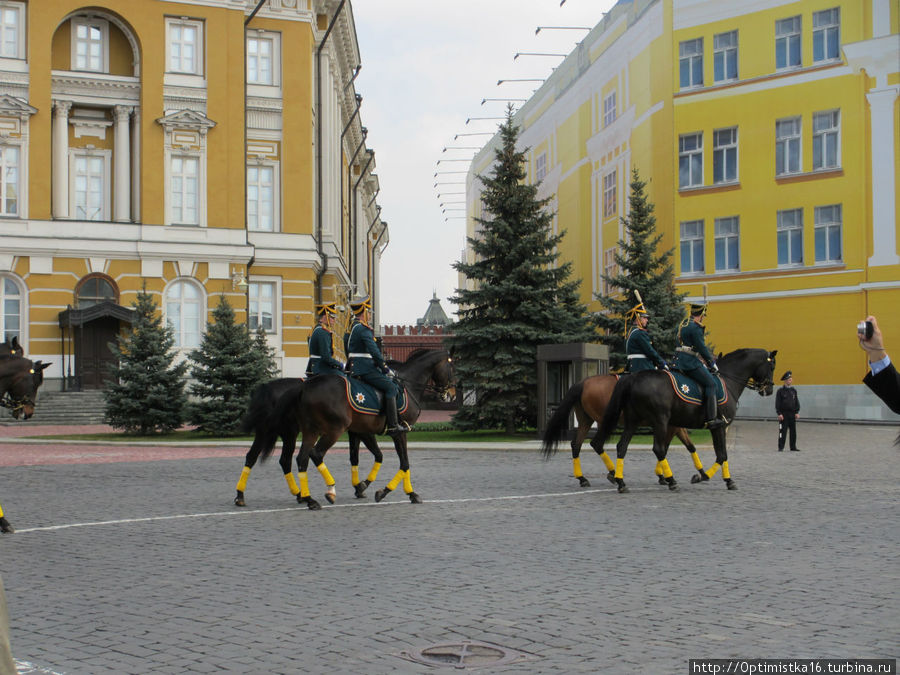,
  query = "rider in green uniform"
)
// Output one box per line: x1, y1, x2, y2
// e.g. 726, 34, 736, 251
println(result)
345, 295, 405, 437
624, 299, 668, 373
307, 302, 344, 376
673, 303, 724, 429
